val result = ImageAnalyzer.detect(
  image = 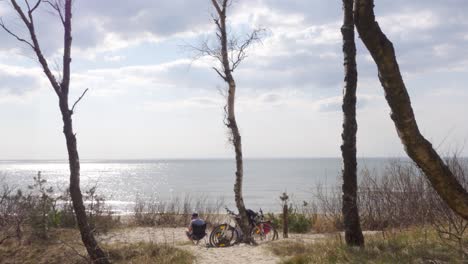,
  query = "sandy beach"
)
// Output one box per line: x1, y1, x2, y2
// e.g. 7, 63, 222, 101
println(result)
98, 227, 327, 264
